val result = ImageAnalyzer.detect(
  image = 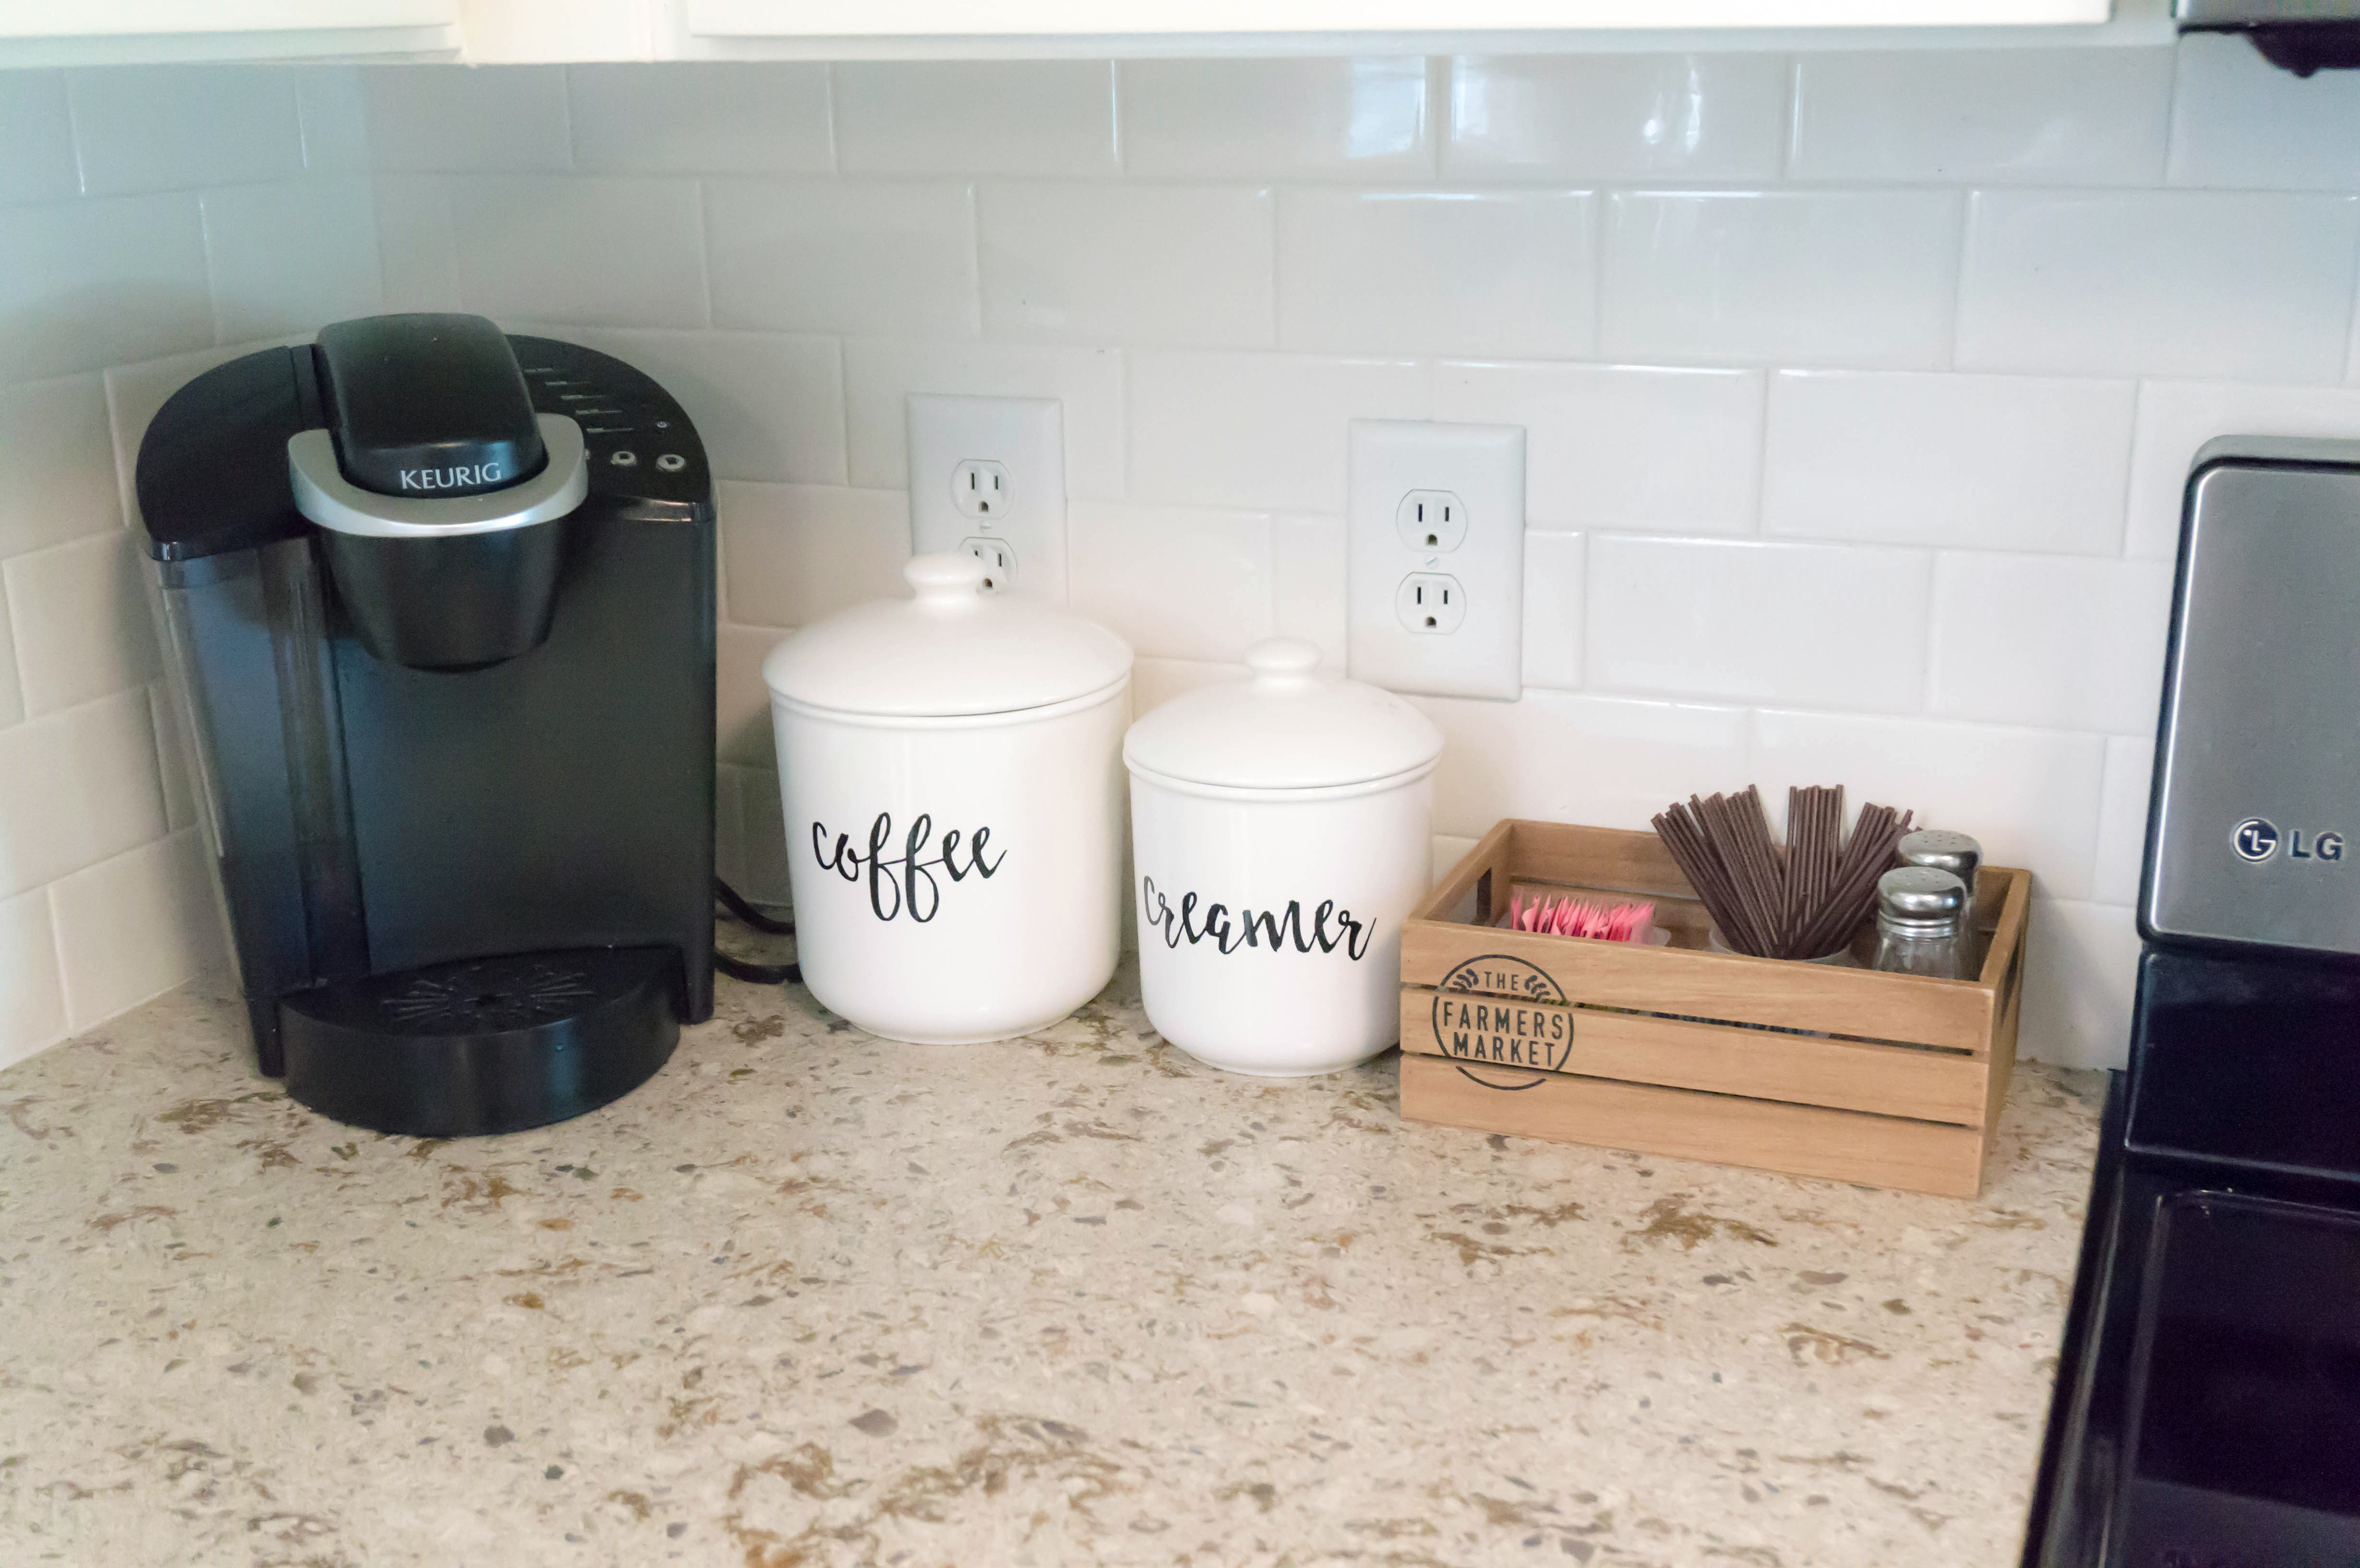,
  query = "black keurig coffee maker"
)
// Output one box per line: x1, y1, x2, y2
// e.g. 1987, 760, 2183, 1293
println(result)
2024, 439, 2360, 1564
137, 313, 715, 1137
